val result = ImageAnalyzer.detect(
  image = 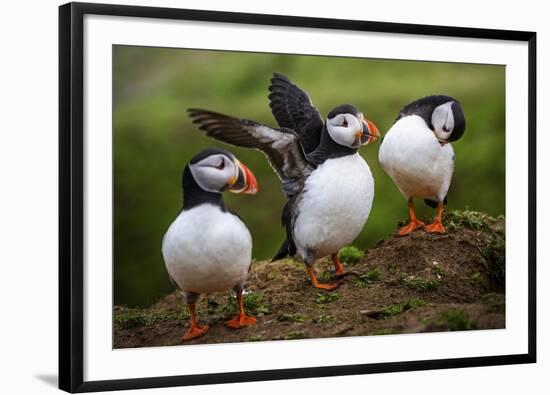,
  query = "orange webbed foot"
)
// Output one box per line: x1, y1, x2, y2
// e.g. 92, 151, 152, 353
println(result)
225, 314, 257, 329
424, 221, 446, 234
307, 266, 342, 291
312, 281, 341, 291
331, 253, 346, 277
398, 219, 425, 236
181, 324, 209, 341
